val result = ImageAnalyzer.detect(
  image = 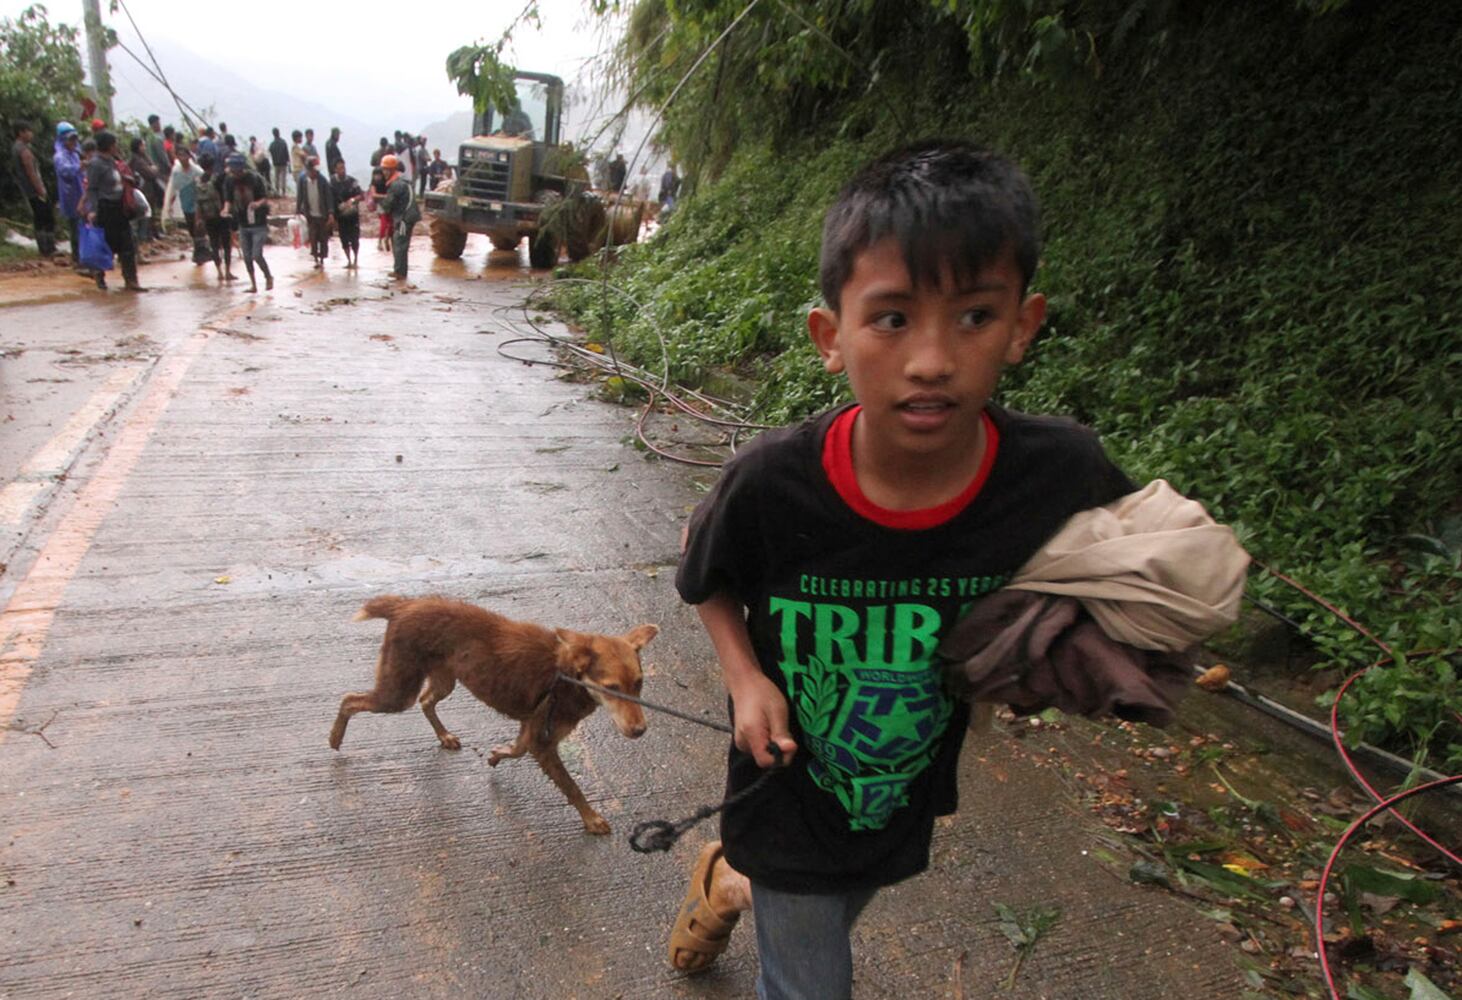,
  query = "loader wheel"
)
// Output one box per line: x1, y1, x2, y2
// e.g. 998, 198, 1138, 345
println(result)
564, 196, 608, 262
430, 217, 468, 260
528, 231, 560, 269
565, 232, 591, 262
490, 234, 521, 252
